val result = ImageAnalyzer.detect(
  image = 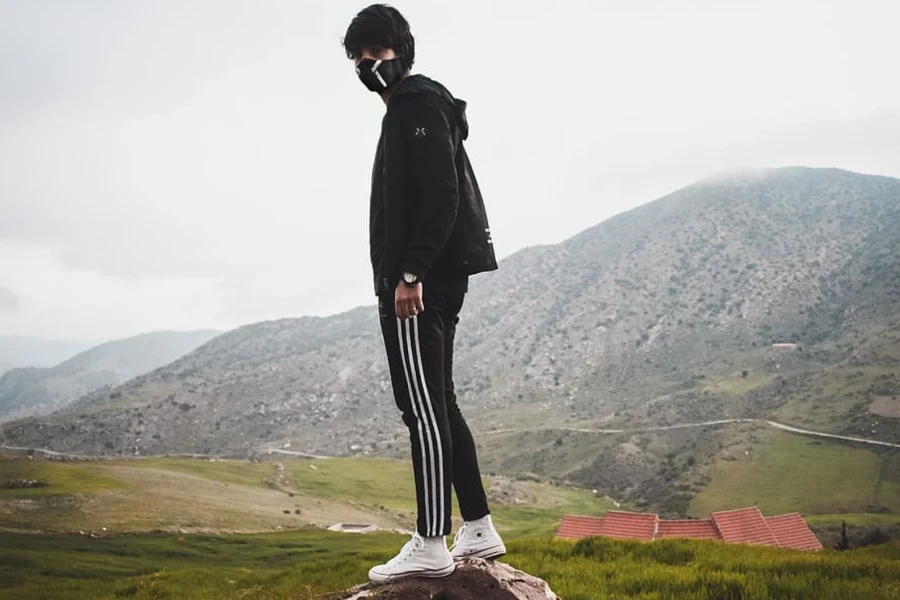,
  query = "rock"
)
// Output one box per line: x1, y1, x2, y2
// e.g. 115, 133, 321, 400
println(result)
326, 558, 559, 600
487, 481, 536, 506
1, 479, 48, 489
